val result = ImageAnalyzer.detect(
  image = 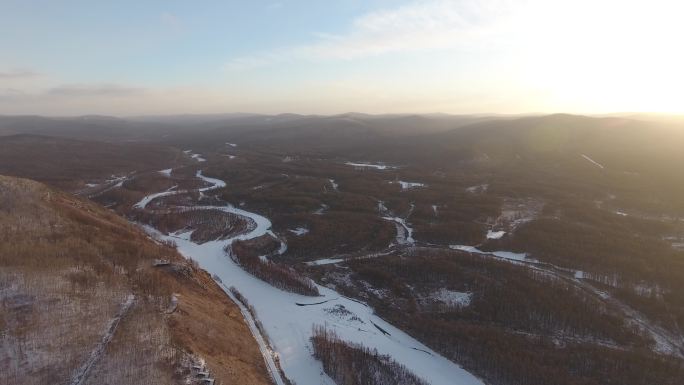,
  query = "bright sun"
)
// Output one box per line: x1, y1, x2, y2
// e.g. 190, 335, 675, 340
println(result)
514, 0, 684, 113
